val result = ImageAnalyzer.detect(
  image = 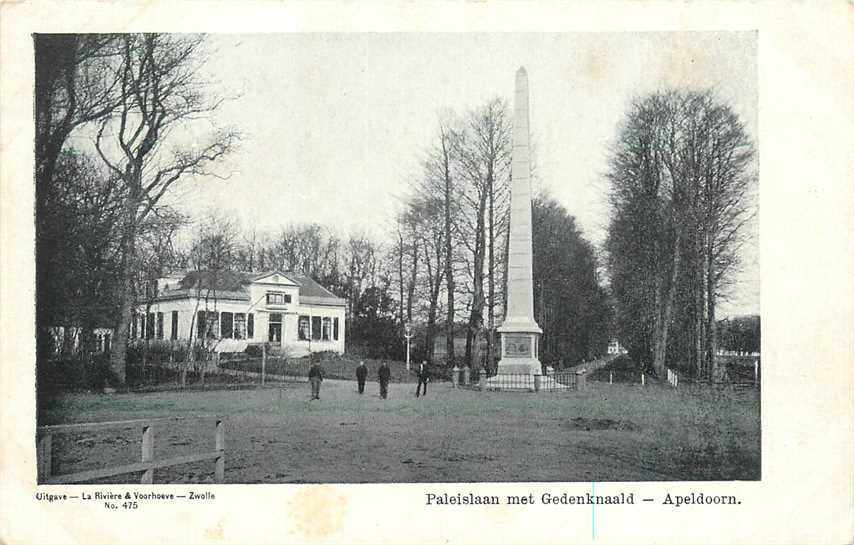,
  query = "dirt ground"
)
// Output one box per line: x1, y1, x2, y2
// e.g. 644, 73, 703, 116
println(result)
41, 378, 760, 483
